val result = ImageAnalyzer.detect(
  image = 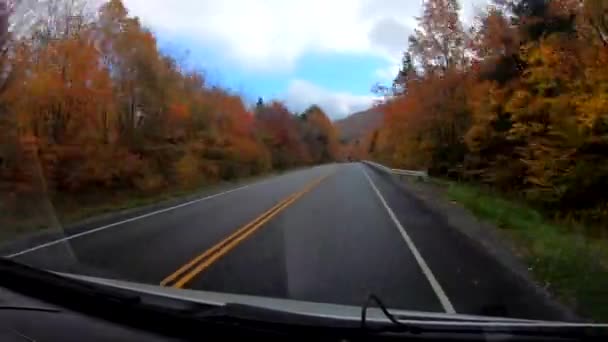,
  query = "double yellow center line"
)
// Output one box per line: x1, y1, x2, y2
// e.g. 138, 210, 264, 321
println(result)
160, 173, 331, 288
